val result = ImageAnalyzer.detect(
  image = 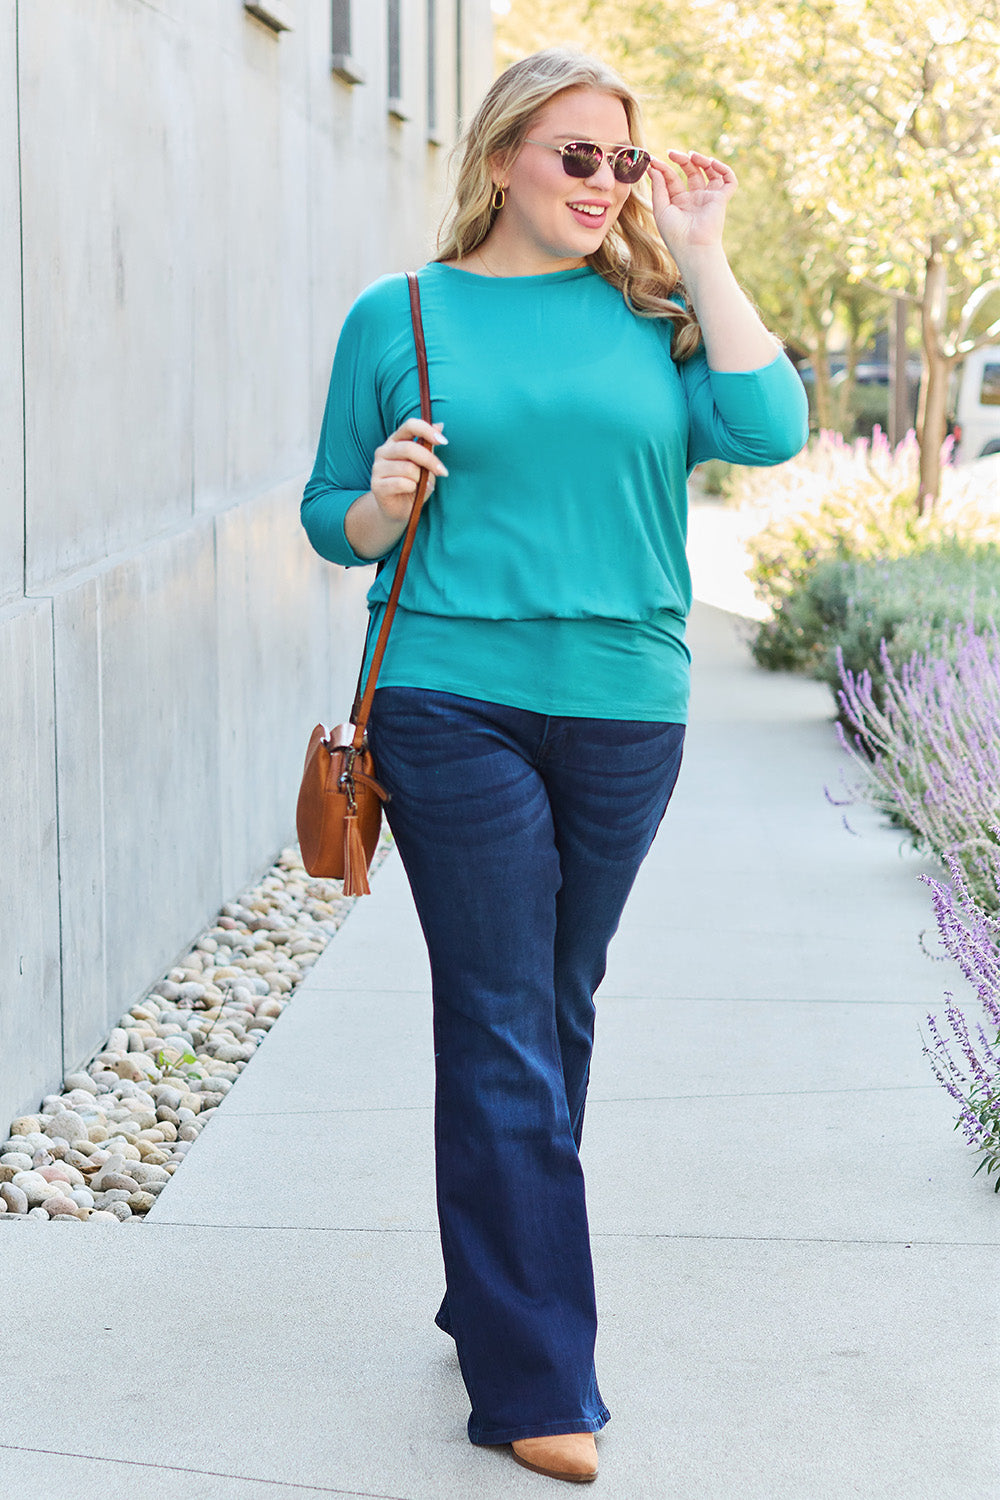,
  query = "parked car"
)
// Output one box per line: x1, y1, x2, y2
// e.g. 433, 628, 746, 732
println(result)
829, 361, 922, 439
950, 345, 1000, 463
